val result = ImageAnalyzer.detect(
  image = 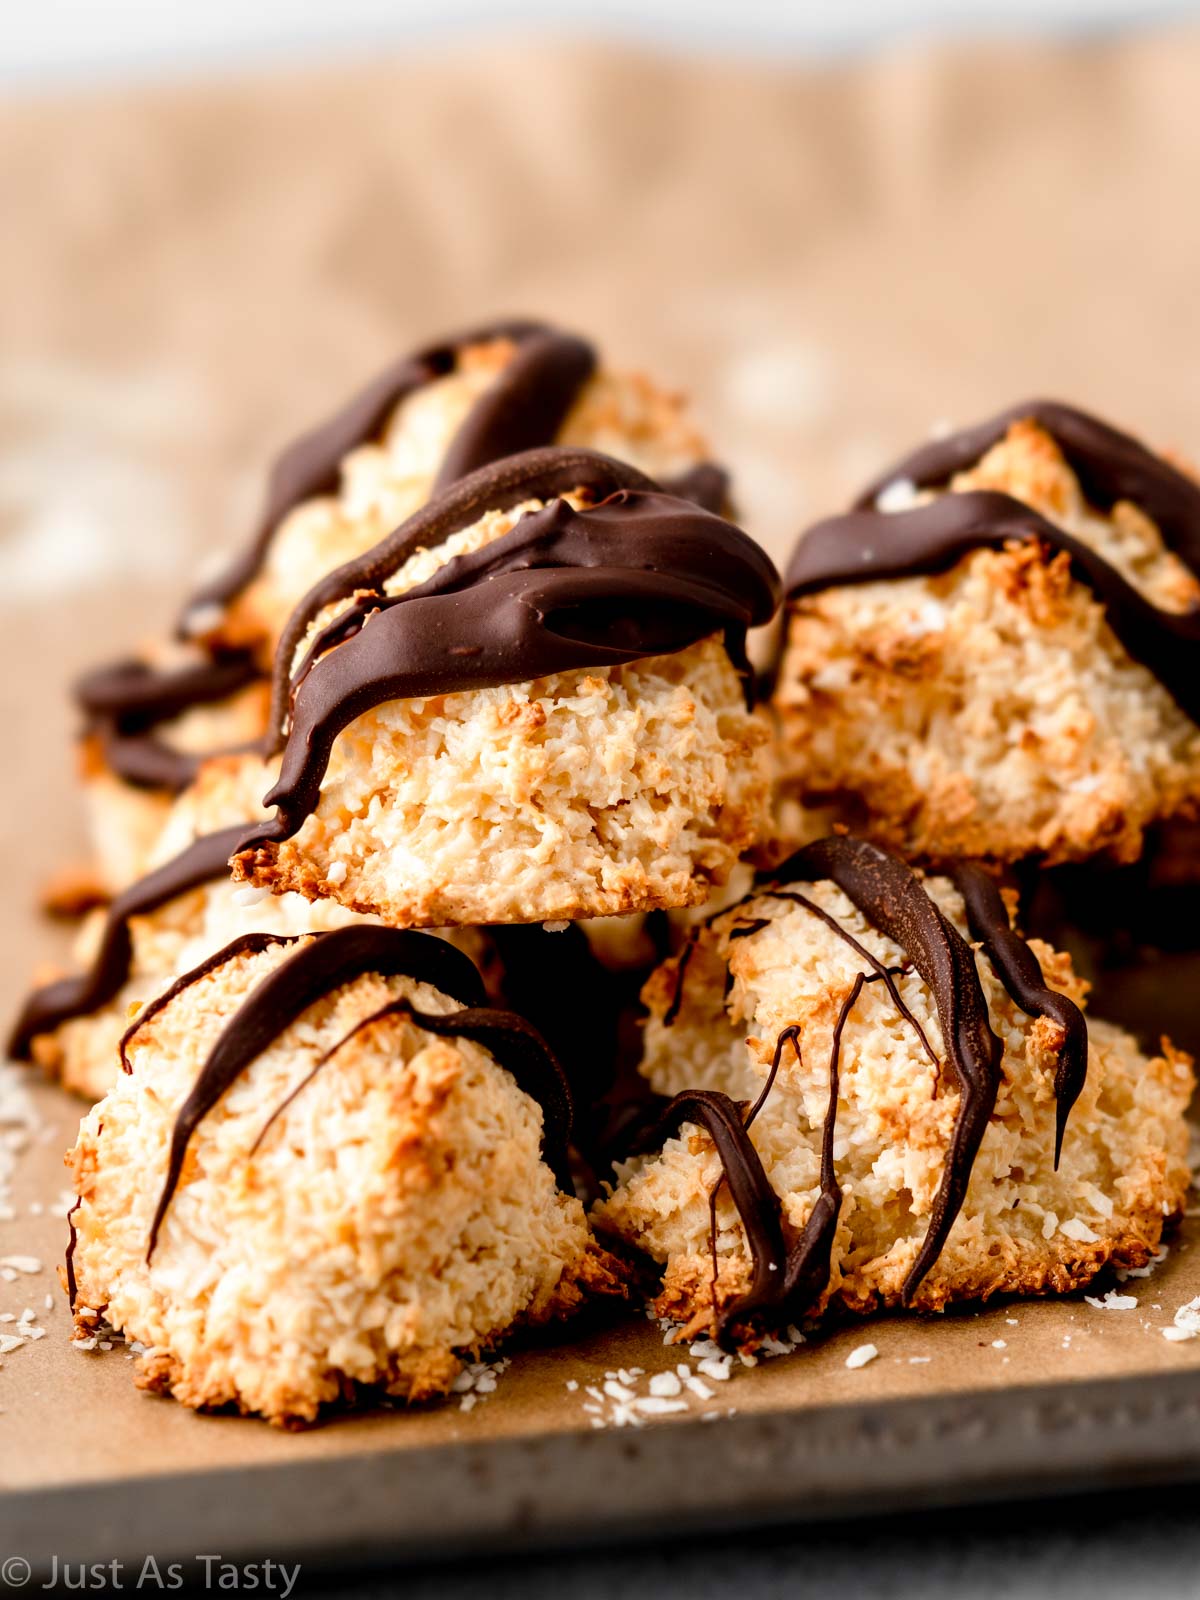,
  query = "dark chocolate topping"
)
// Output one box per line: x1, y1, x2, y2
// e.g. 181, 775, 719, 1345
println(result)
82, 325, 729, 795
266, 446, 659, 740
65, 1196, 82, 1309
649, 979, 891, 1345
751, 888, 939, 1073
80, 324, 597, 789
145, 926, 490, 1256
76, 653, 260, 724
949, 861, 1088, 1165
766, 836, 1003, 1301
250, 996, 574, 1193
786, 490, 1200, 723
646, 1087, 788, 1331
180, 319, 584, 628
395, 1005, 573, 1191
780, 993, 846, 1312
853, 400, 1200, 566
659, 462, 731, 516
75, 653, 263, 794
644, 836, 1007, 1322
98, 731, 265, 795
7, 825, 247, 1060
661, 933, 699, 1028
241, 449, 779, 853
94, 732, 199, 794
117, 930, 292, 1073
638, 838, 1096, 1335
430, 330, 595, 493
